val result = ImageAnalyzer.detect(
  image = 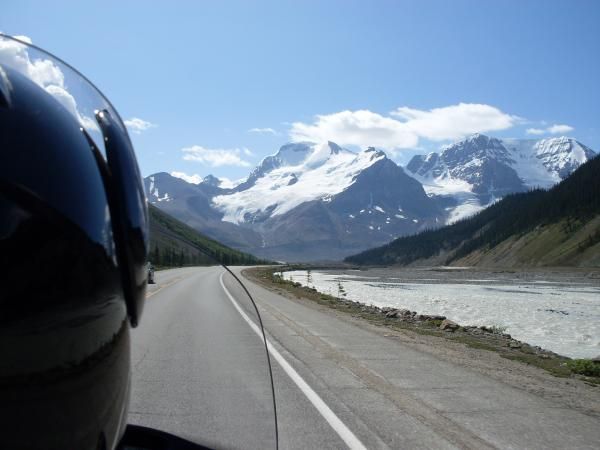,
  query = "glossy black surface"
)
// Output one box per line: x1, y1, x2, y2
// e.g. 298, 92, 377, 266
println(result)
96, 109, 149, 327
118, 425, 213, 450
0, 67, 130, 449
